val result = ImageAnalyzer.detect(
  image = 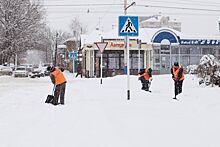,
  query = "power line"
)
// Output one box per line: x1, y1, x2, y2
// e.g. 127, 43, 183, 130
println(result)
43, 3, 220, 12
41, 3, 124, 7
88, 1, 119, 32
172, 0, 220, 5
47, 10, 220, 15
141, 0, 220, 6
140, 0, 220, 7
138, 5, 220, 12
